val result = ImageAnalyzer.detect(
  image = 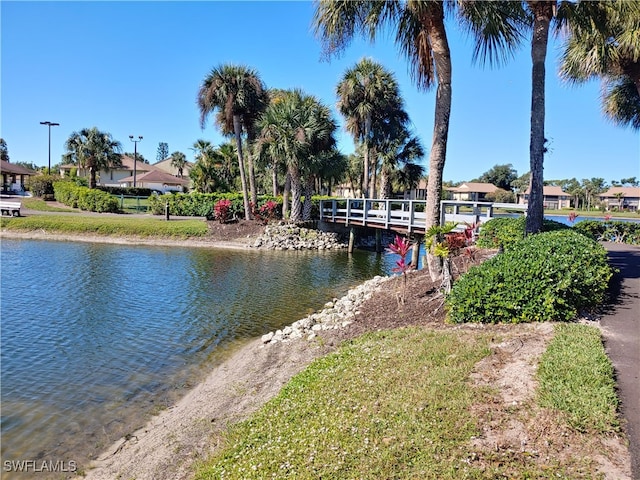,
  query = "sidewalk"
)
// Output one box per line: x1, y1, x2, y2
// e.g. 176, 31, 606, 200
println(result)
601, 242, 640, 479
